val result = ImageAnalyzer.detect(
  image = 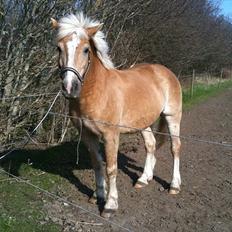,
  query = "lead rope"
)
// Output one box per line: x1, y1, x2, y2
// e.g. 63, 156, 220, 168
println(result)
76, 118, 83, 165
